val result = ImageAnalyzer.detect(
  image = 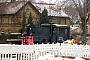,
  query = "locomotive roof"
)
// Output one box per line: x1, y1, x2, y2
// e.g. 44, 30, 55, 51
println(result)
41, 23, 70, 28
53, 24, 70, 28
53, 24, 68, 26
